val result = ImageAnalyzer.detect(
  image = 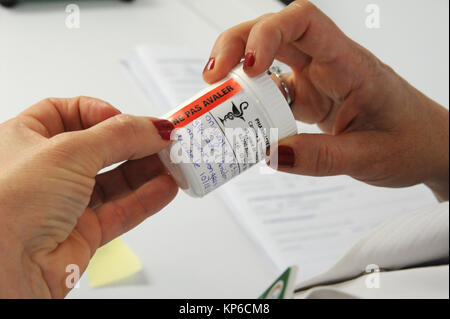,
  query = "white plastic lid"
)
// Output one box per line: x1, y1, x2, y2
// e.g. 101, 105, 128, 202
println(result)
230, 64, 298, 140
